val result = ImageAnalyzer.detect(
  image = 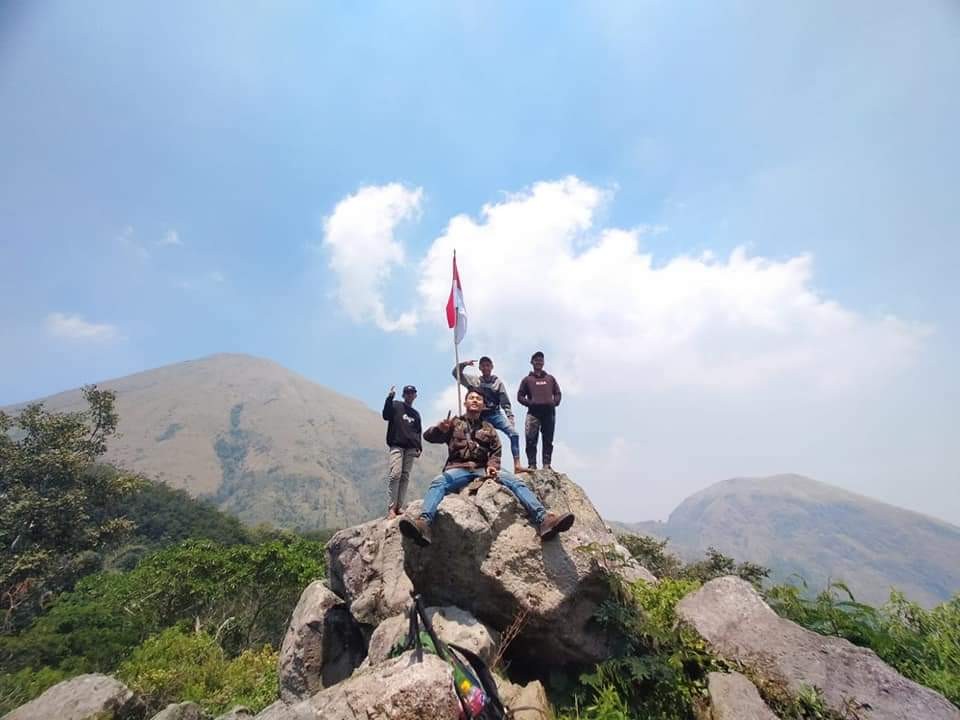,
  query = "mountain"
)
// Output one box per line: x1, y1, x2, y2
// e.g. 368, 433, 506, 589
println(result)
4, 354, 443, 530
616, 474, 960, 606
